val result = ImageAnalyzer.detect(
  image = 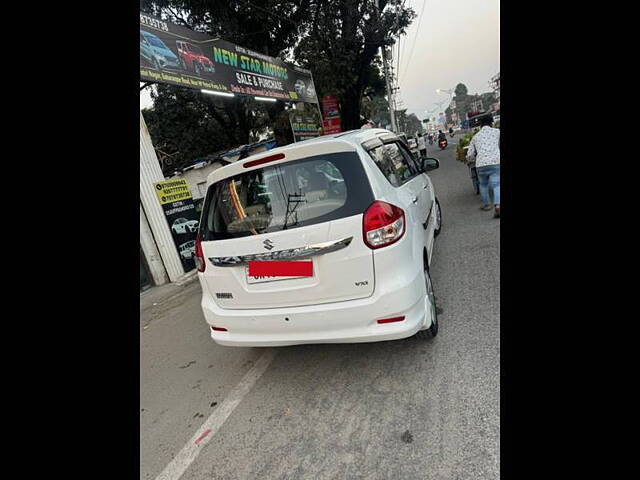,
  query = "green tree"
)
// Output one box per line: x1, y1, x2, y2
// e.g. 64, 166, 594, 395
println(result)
454, 83, 468, 97
141, 0, 311, 57
361, 95, 391, 127
404, 113, 424, 136
142, 84, 275, 174
294, 0, 416, 130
